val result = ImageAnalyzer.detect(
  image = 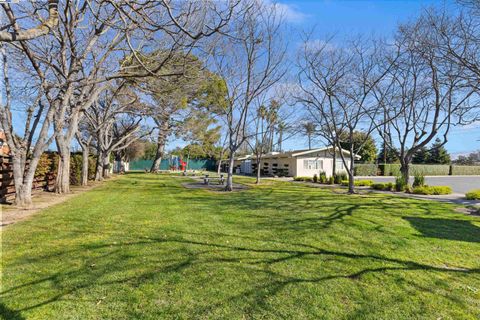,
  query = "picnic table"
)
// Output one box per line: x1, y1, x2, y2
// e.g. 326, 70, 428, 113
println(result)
204, 174, 225, 185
